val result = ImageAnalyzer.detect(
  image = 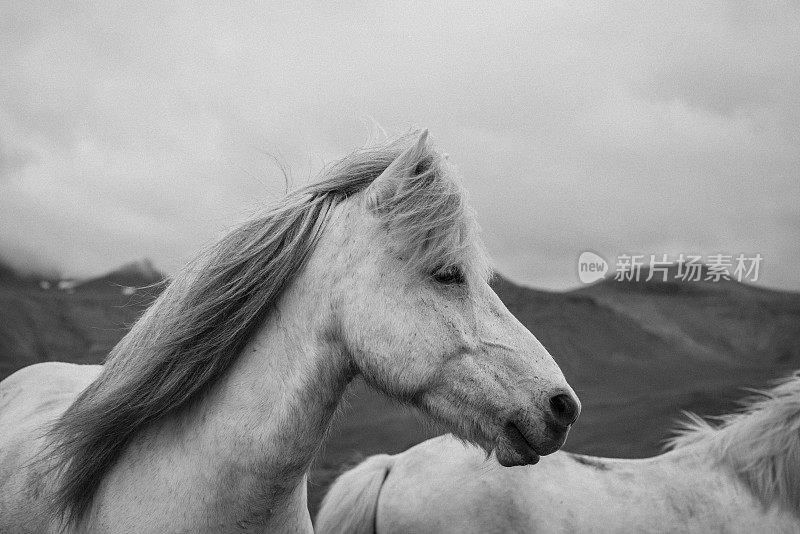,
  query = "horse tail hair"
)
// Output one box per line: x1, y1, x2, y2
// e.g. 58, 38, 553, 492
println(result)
315, 454, 394, 534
